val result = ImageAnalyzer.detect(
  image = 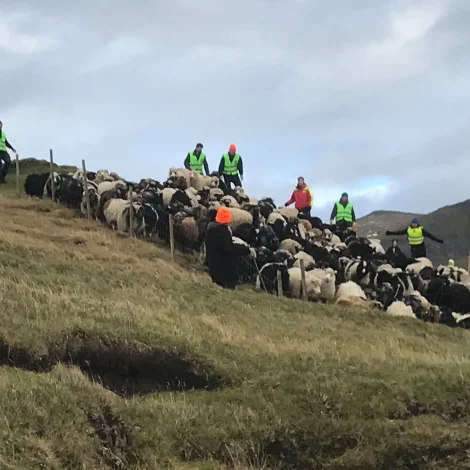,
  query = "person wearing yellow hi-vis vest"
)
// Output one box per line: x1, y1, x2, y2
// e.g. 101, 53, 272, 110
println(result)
330, 193, 356, 228
218, 143, 244, 190
386, 217, 443, 258
0, 120, 17, 184
184, 143, 210, 175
